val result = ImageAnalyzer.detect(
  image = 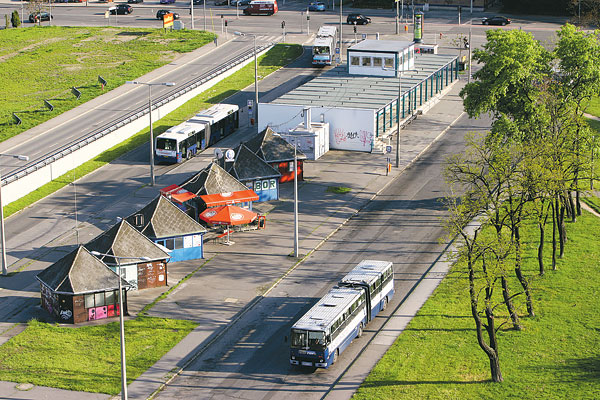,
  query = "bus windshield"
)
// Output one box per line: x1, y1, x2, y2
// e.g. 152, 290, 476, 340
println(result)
156, 138, 177, 151
291, 329, 326, 350
313, 46, 330, 55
